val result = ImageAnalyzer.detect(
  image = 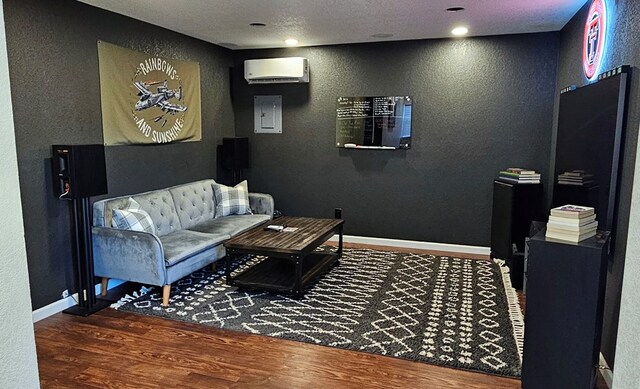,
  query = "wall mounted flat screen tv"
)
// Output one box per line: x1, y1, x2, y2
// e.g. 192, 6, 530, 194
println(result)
553, 70, 629, 233
336, 96, 412, 149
